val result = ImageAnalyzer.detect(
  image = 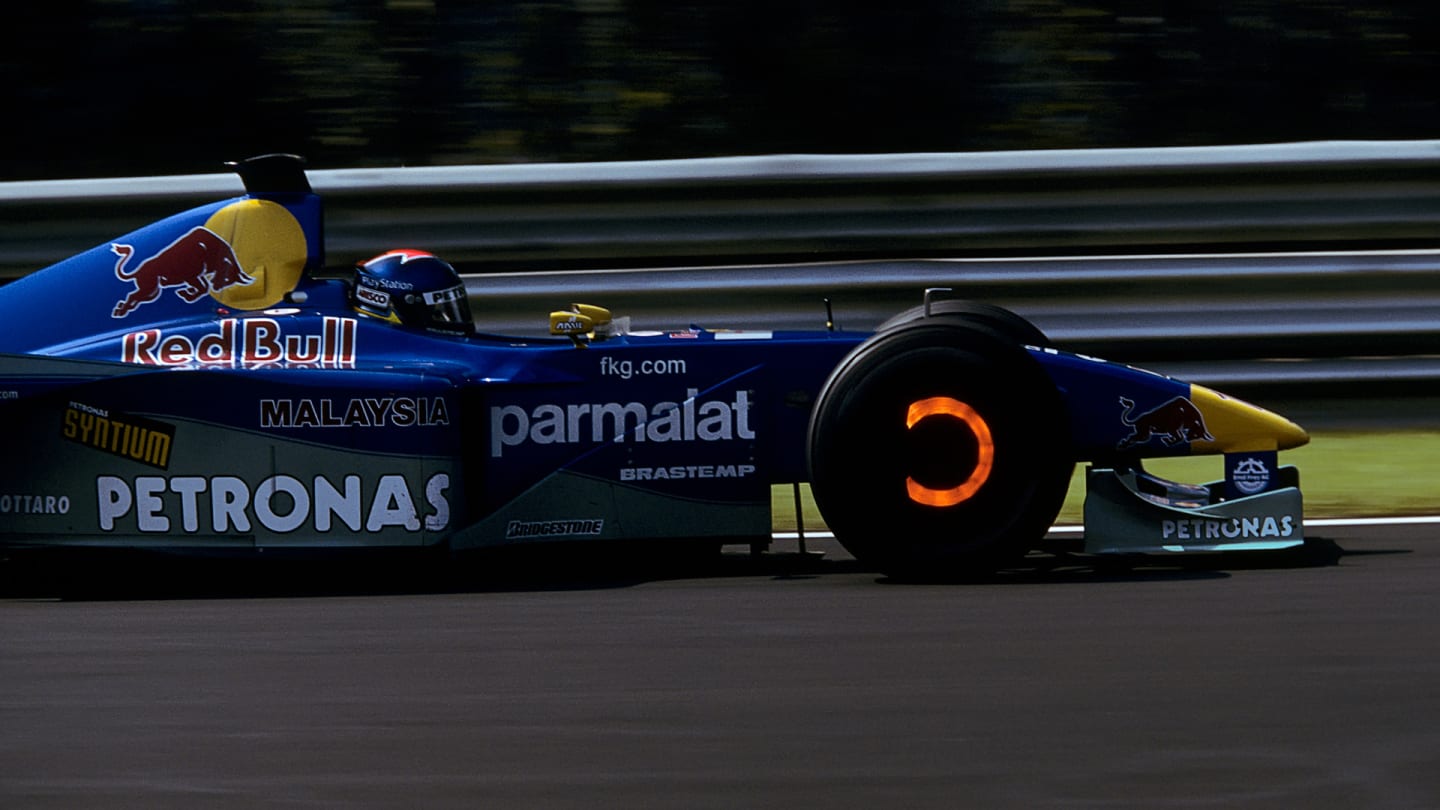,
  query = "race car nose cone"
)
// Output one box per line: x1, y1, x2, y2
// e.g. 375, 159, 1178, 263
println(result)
1189, 385, 1310, 453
